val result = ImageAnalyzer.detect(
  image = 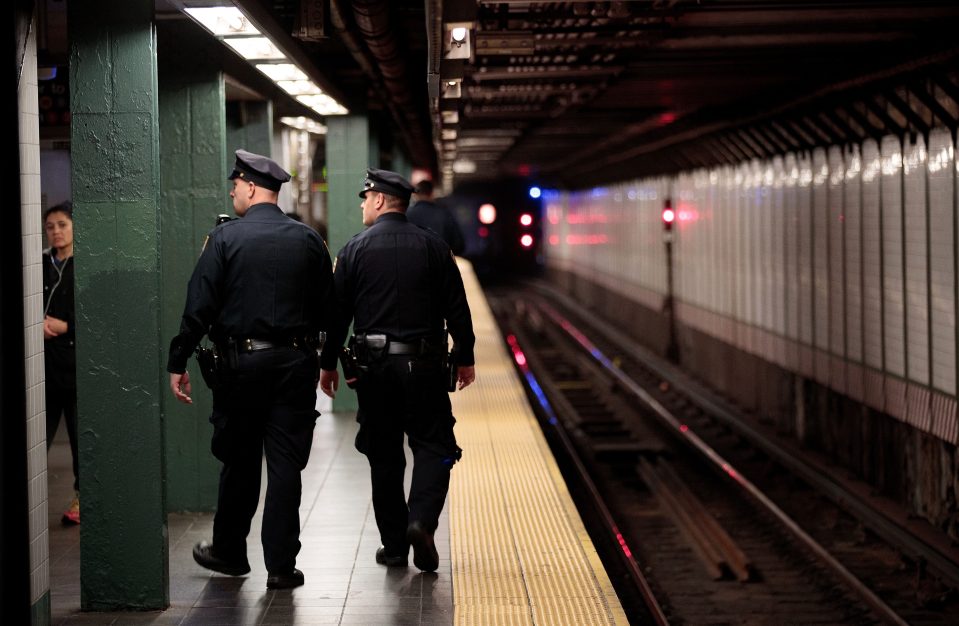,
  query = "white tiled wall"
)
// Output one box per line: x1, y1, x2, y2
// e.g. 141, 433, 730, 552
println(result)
928, 129, 956, 396
544, 127, 959, 445
881, 136, 906, 378
19, 12, 49, 608
903, 136, 929, 386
